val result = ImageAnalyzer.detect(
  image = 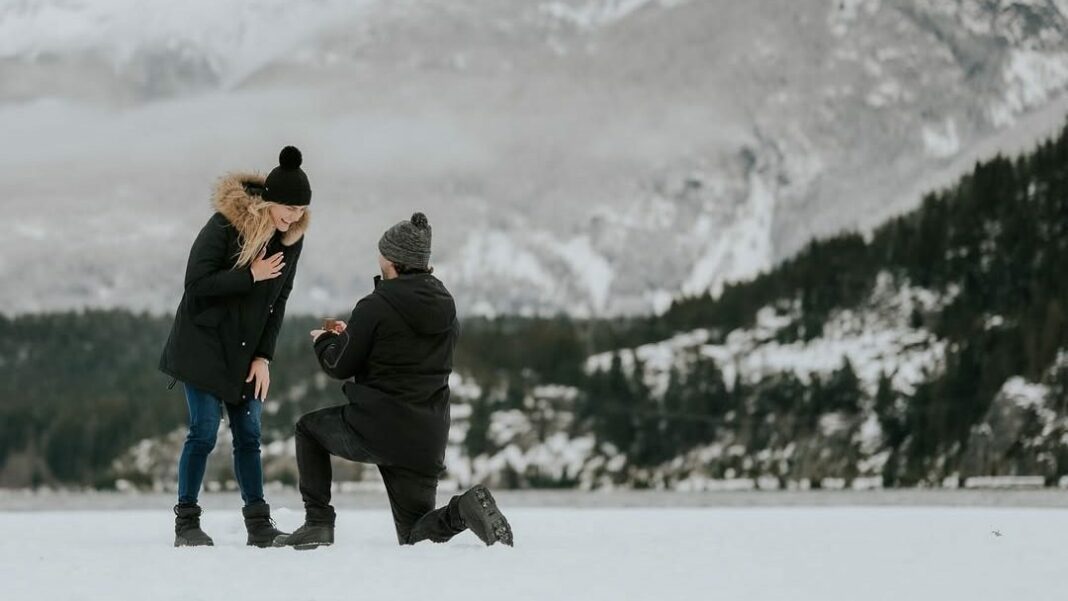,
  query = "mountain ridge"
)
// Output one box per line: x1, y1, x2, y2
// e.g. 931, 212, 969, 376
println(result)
4, 0, 1068, 317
